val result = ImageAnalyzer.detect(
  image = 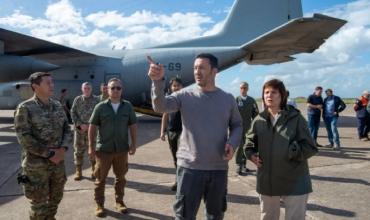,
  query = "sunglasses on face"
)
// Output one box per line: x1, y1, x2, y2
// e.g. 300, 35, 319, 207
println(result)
110, 86, 122, 91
